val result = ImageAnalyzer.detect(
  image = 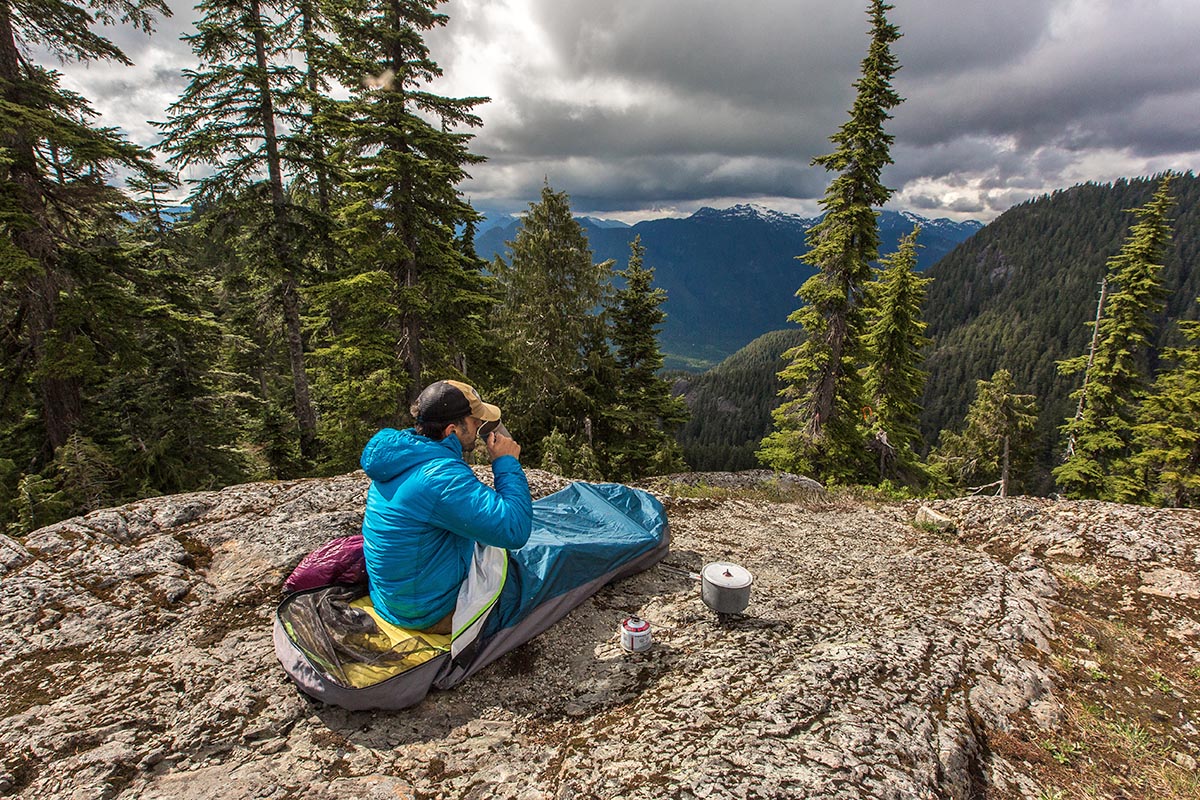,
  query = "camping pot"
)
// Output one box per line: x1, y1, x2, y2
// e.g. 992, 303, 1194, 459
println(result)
701, 562, 753, 614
